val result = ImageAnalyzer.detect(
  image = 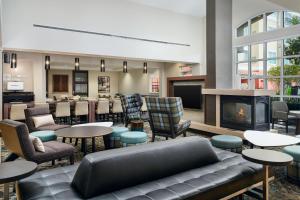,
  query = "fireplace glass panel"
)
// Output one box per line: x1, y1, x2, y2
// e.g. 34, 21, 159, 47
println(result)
256, 102, 267, 123
223, 102, 252, 125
